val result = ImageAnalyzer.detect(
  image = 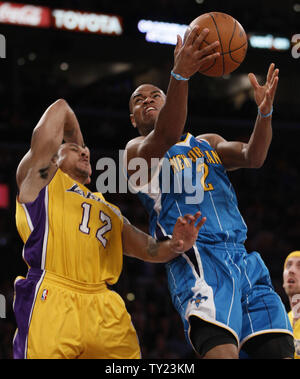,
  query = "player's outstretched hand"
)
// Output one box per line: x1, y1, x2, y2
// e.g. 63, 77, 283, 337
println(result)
248, 63, 279, 116
172, 26, 220, 80
170, 211, 206, 254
